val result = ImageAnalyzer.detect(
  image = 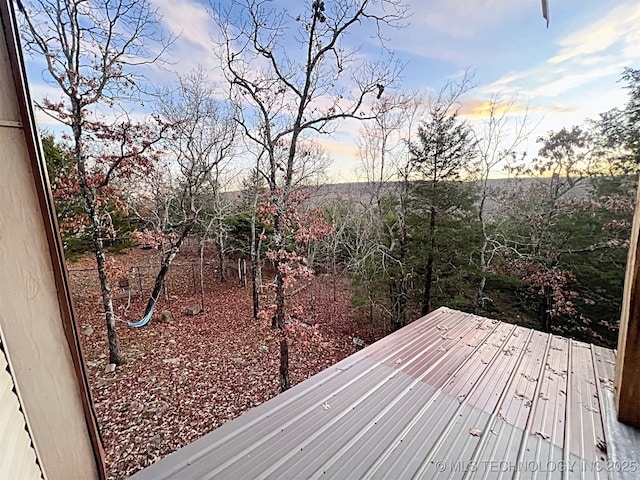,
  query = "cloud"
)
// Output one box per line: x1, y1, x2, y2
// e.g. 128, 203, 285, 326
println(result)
478, 0, 640, 116
482, 60, 627, 104
529, 63, 628, 98
549, 4, 640, 64
321, 138, 359, 160
28, 82, 65, 103
409, 0, 532, 39
390, 3, 522, 64
151, 0, 213, 50
149, 0, 226, 81
458, 97, 577, 120
316, 135, 360, 181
